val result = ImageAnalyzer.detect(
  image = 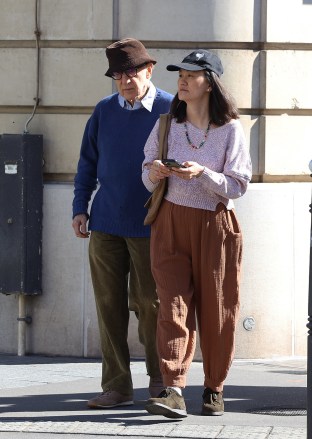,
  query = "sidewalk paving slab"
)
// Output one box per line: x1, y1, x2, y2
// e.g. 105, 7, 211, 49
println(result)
0, 354, 307, 438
